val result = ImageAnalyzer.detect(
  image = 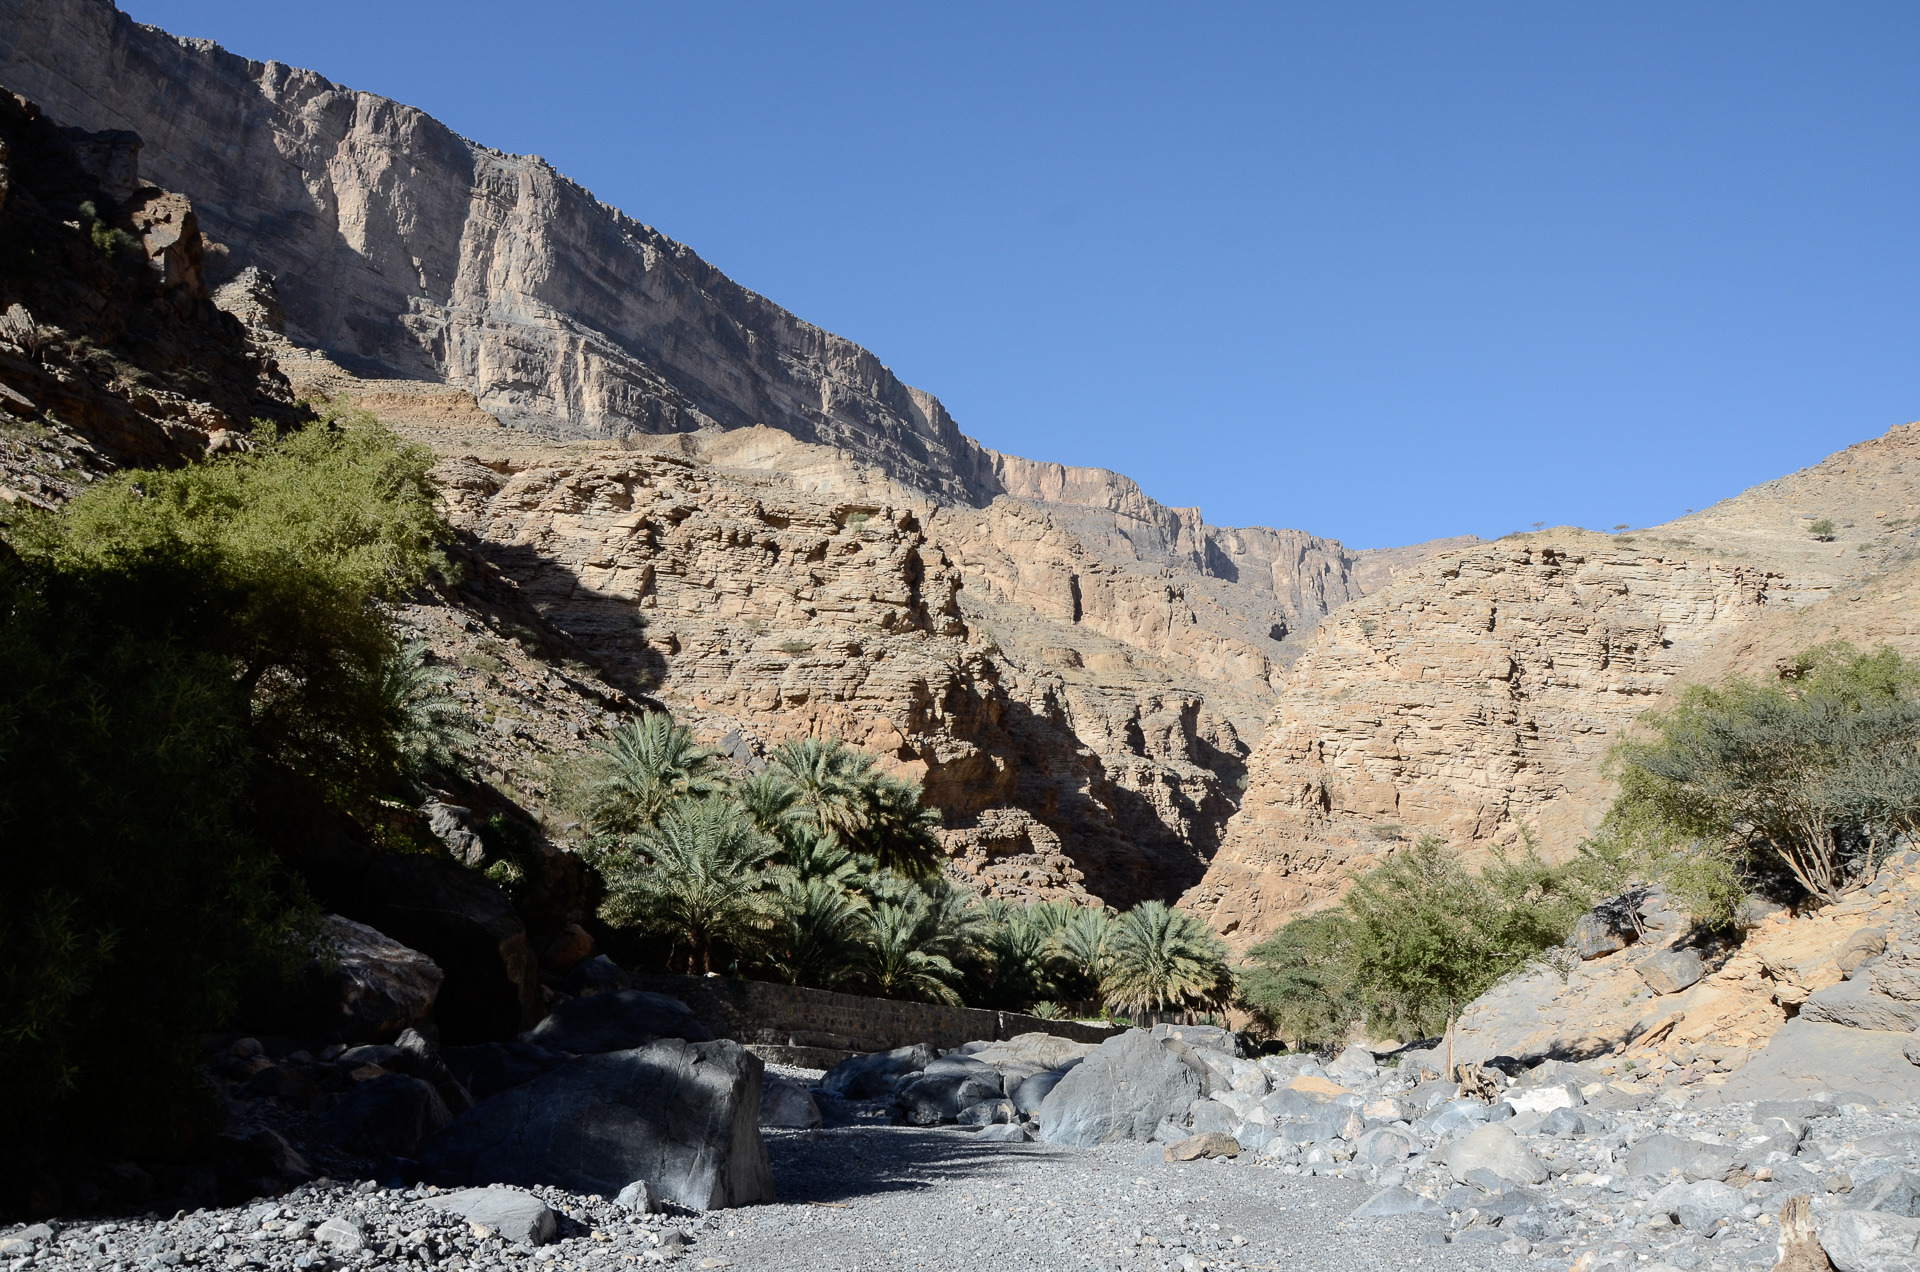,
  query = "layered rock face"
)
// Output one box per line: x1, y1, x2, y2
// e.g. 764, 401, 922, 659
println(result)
424, 431, 1243, 906
1188, 423, 1920, 947
0, 0, 996, 498
1184, 540, 1794, 944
